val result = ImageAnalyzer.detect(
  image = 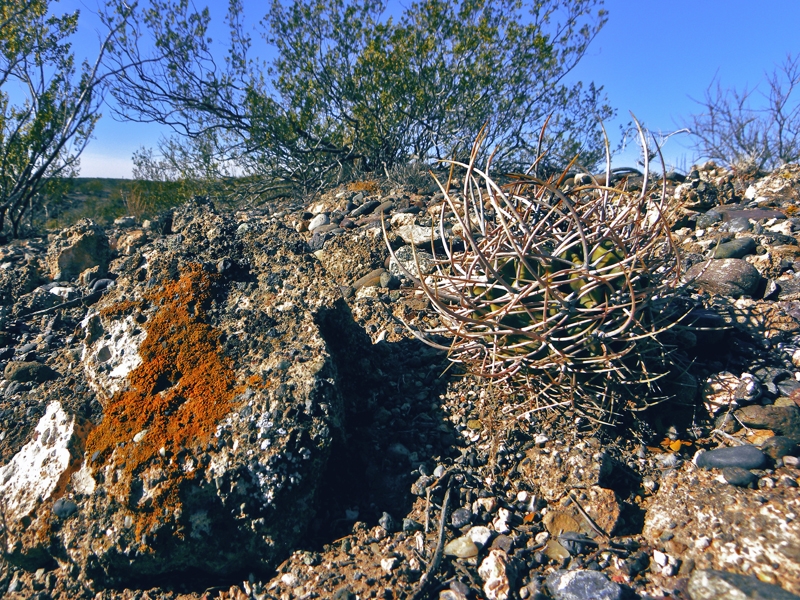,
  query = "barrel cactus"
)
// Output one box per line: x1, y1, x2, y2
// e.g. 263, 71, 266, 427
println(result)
389, 140, 684, 424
